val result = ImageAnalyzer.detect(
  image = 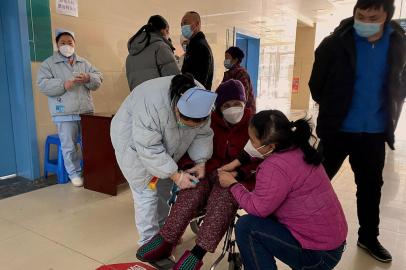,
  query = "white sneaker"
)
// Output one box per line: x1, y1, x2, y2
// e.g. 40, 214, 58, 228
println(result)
71, 177, 83, 187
